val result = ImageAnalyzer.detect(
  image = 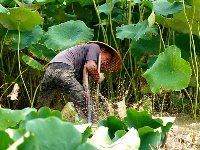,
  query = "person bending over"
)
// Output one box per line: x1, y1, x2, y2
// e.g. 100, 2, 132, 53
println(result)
36, 41, 122, 122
